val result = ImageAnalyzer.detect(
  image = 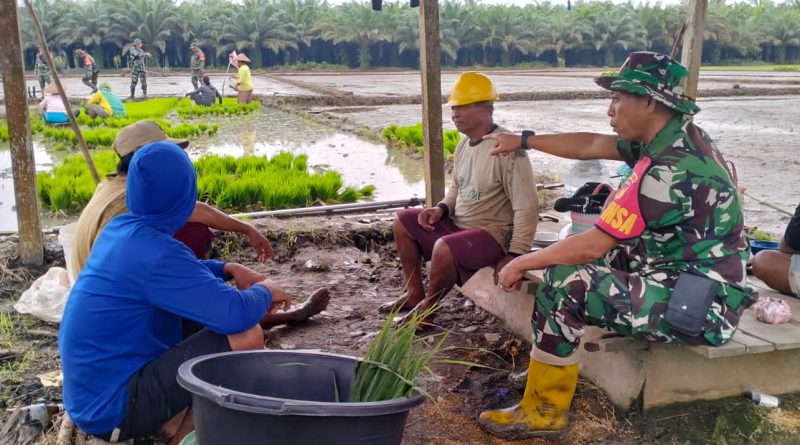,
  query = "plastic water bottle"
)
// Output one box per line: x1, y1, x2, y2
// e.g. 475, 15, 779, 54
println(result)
564, 160, 610, 197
